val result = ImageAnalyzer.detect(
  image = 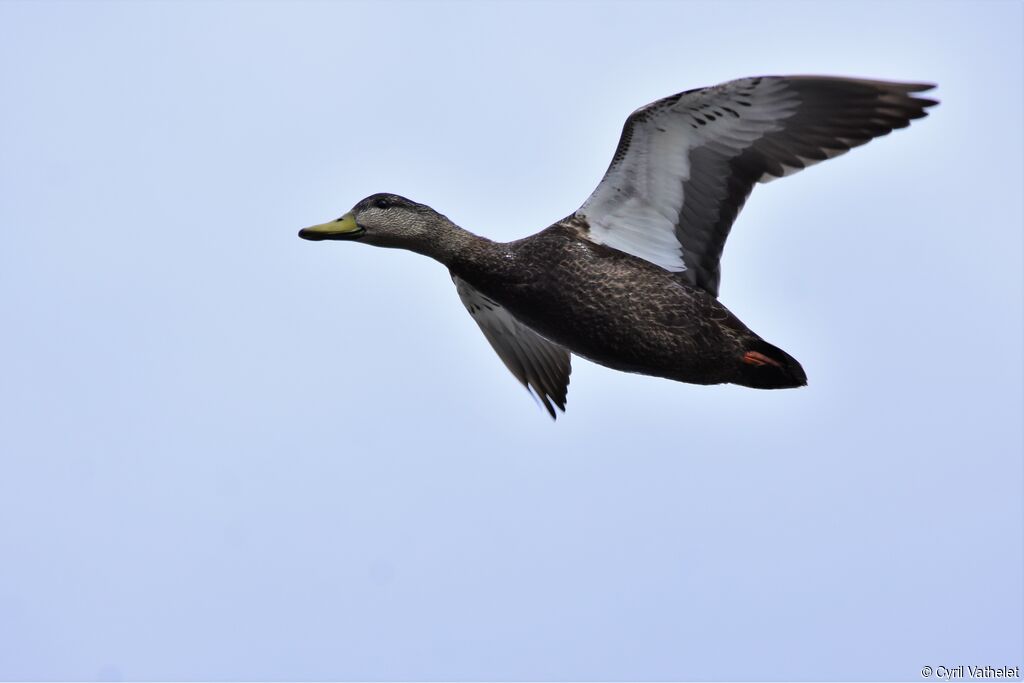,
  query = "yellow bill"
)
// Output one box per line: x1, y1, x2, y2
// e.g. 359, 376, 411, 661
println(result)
298, 212, 364, 241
